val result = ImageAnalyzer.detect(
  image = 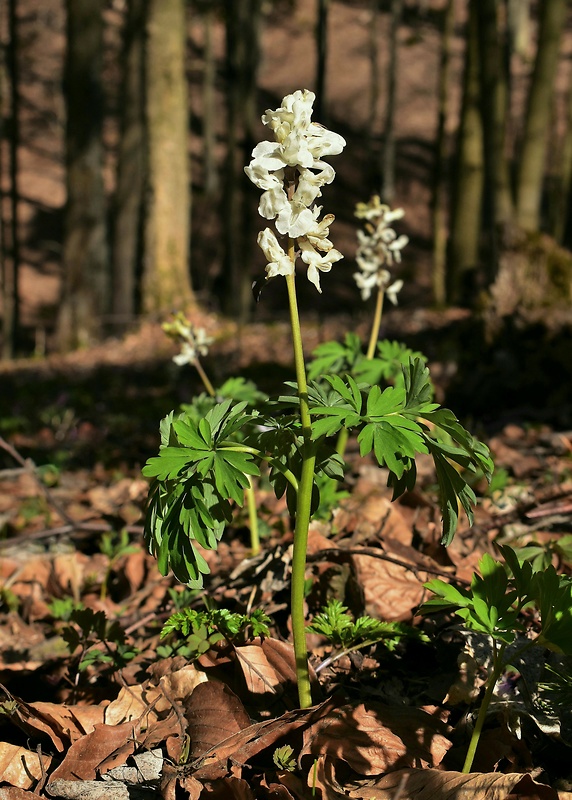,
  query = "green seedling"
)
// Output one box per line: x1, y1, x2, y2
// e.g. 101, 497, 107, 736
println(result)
273, 744, 297, 772
143, 90, 492, 708
61, 608, 138, 683
158, 607, 271, 660
98, 529, 138, 600
420, 545, 572, 772
308, 598, 428, 673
